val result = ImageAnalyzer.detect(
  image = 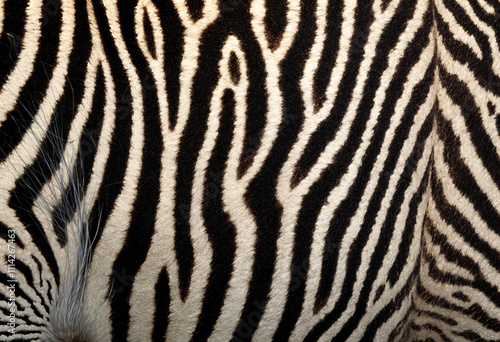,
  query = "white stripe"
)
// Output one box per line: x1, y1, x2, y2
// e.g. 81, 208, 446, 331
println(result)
0, 0, 4, 36
250, 0, 302, 338
0, 0, 43, 125
75, 3, 117, 340
209, 36, 256, 341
